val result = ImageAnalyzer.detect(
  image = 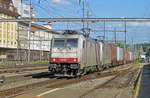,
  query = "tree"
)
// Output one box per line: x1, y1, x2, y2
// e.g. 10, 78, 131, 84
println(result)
116, 43, 124, 48
146, 48, 150, 56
